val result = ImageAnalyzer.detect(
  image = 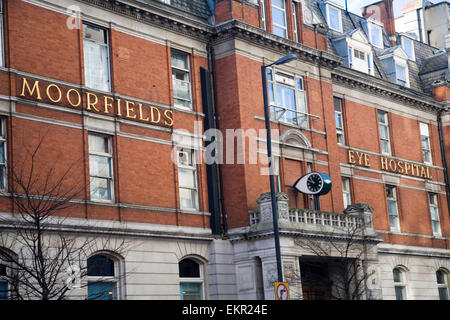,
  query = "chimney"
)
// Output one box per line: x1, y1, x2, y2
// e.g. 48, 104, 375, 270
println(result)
362, 0, 396, 37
